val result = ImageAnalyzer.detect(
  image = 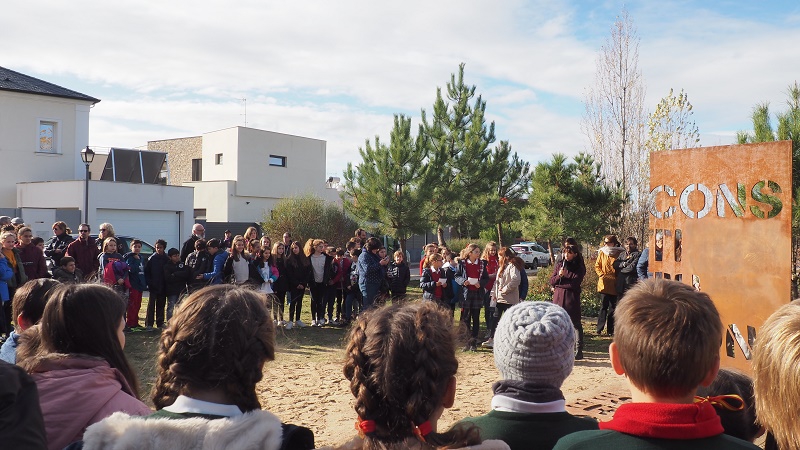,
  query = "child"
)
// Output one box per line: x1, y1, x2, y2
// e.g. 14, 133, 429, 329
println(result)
482, 242, 500, 343
329, 247, 349, 325
420, 243, 438, 275
0, 279, 60, 364
271, 242, 288, 326
123, 240, 146, 330
306, 238, 333, 327
339, 301, 509, 450
343, 247, 362, 325
454, 244, 490, 352
80, 285, 315, 450
554, 279, 760, 450
284, 241, 311, 329
184, 238, 210, 294
223, 235, 251, 285
420, 253, 451, 307
19, 284, 151, 450
52, 256, 84, 284
483, 247, 523, 349
460, 302, 598, 450
386, 250, 411, 303
163, 248, 189, 323
697, 368, 762, 444
442, 251, 461, 315
0, 251, 13, 337
255, 247, 279, 295
99, 237, 130, 299
753, 300, 800, 450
